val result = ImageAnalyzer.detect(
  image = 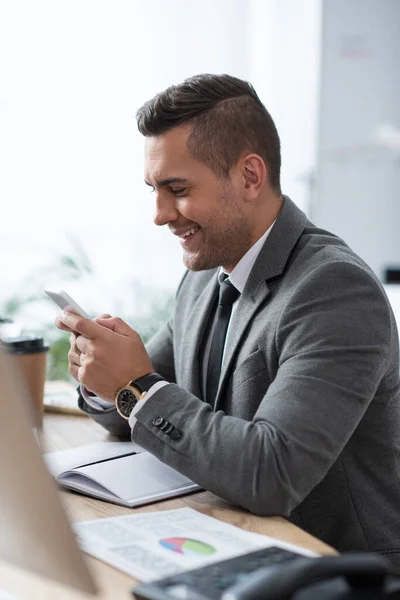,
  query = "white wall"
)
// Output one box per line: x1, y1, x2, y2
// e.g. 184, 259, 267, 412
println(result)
0, 0, 249, 317
313, 0, 400, 279
248, 0, 322, 213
